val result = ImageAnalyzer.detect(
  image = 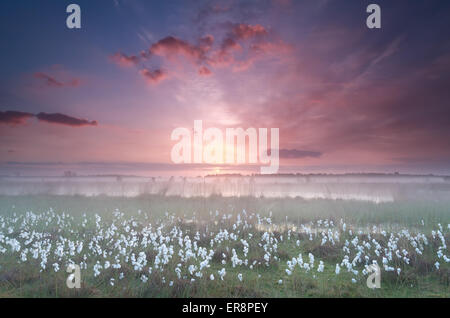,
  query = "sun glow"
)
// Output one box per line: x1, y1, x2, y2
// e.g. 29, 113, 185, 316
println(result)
170, 120, 280, 174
